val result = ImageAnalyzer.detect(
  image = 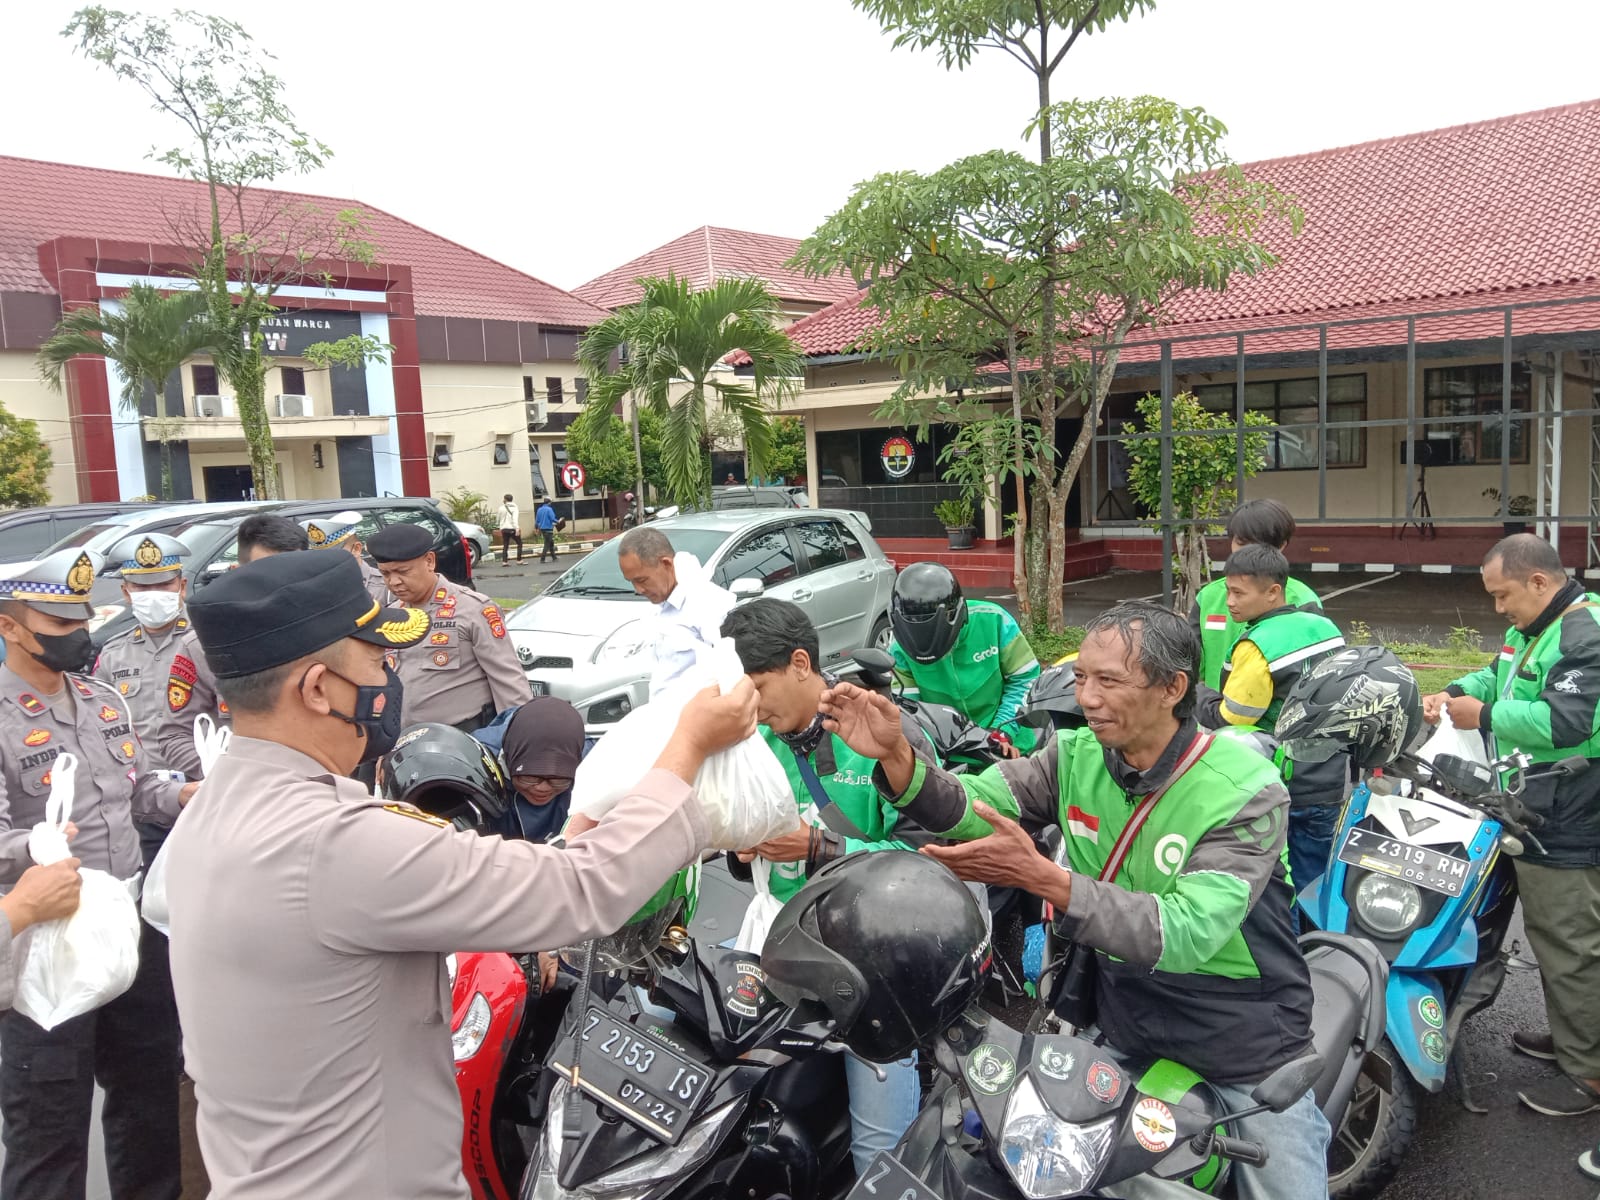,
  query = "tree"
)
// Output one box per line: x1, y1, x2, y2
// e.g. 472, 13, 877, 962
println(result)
766, 416, 807, 483
574, 274, 804, 508
65, 8, 385, 499
36, 283, 222, 499
565, 410, 667, 497
797, 96, 1299, 629
1122, 392, 1271, 611
0, 403, 52, 508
